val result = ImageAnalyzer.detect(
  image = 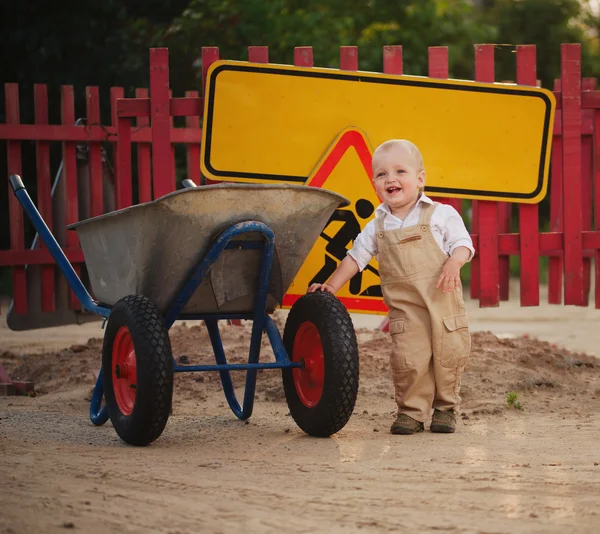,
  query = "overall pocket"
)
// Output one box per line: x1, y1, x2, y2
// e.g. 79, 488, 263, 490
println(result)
440, 313, 471, 367
389, 319, 412, 370
384, 232, 426, 278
